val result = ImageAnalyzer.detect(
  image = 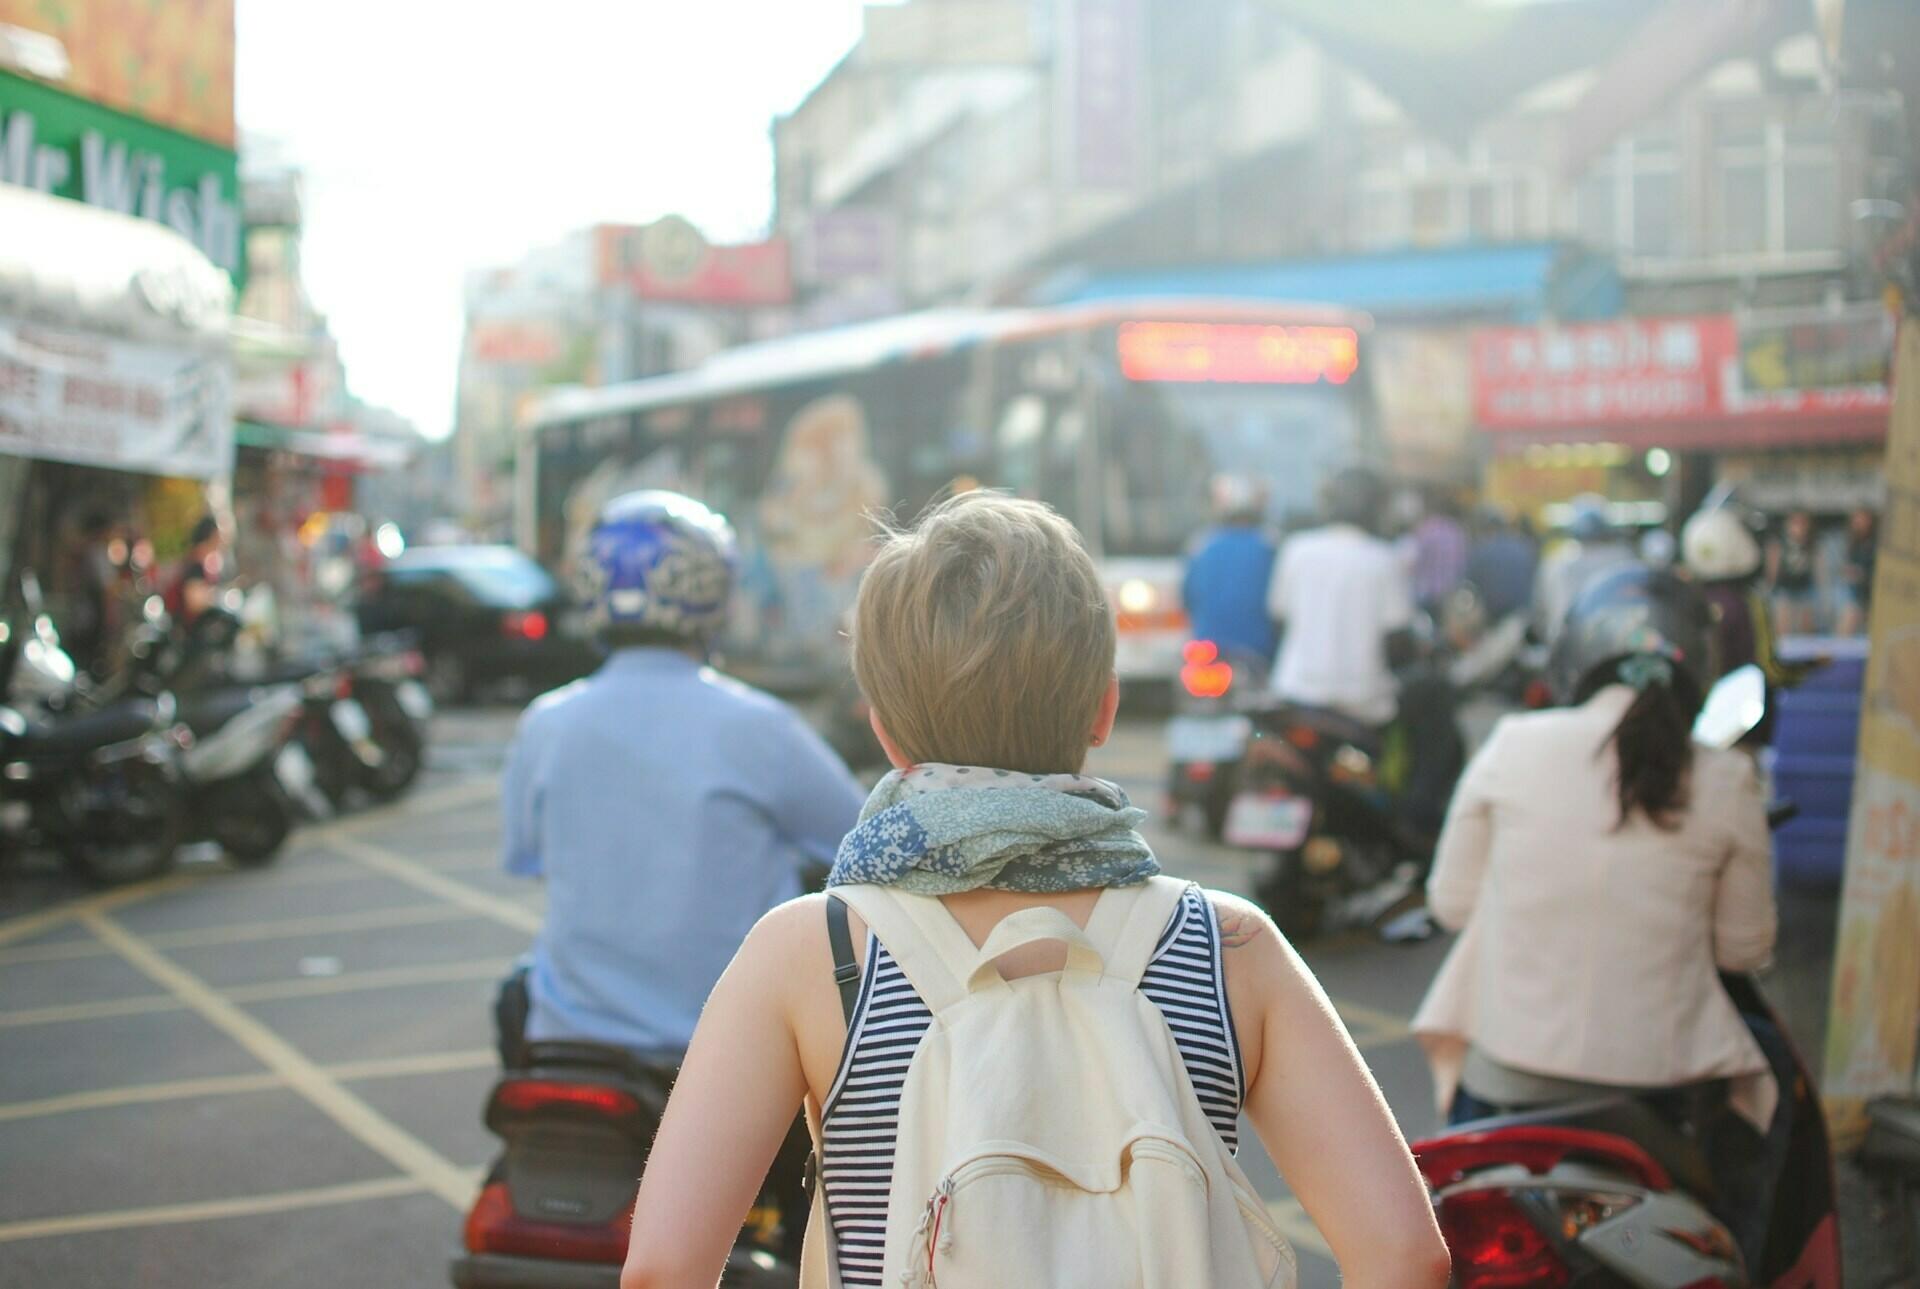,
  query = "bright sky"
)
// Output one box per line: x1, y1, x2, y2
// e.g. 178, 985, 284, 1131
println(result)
235, 1, 874, 440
